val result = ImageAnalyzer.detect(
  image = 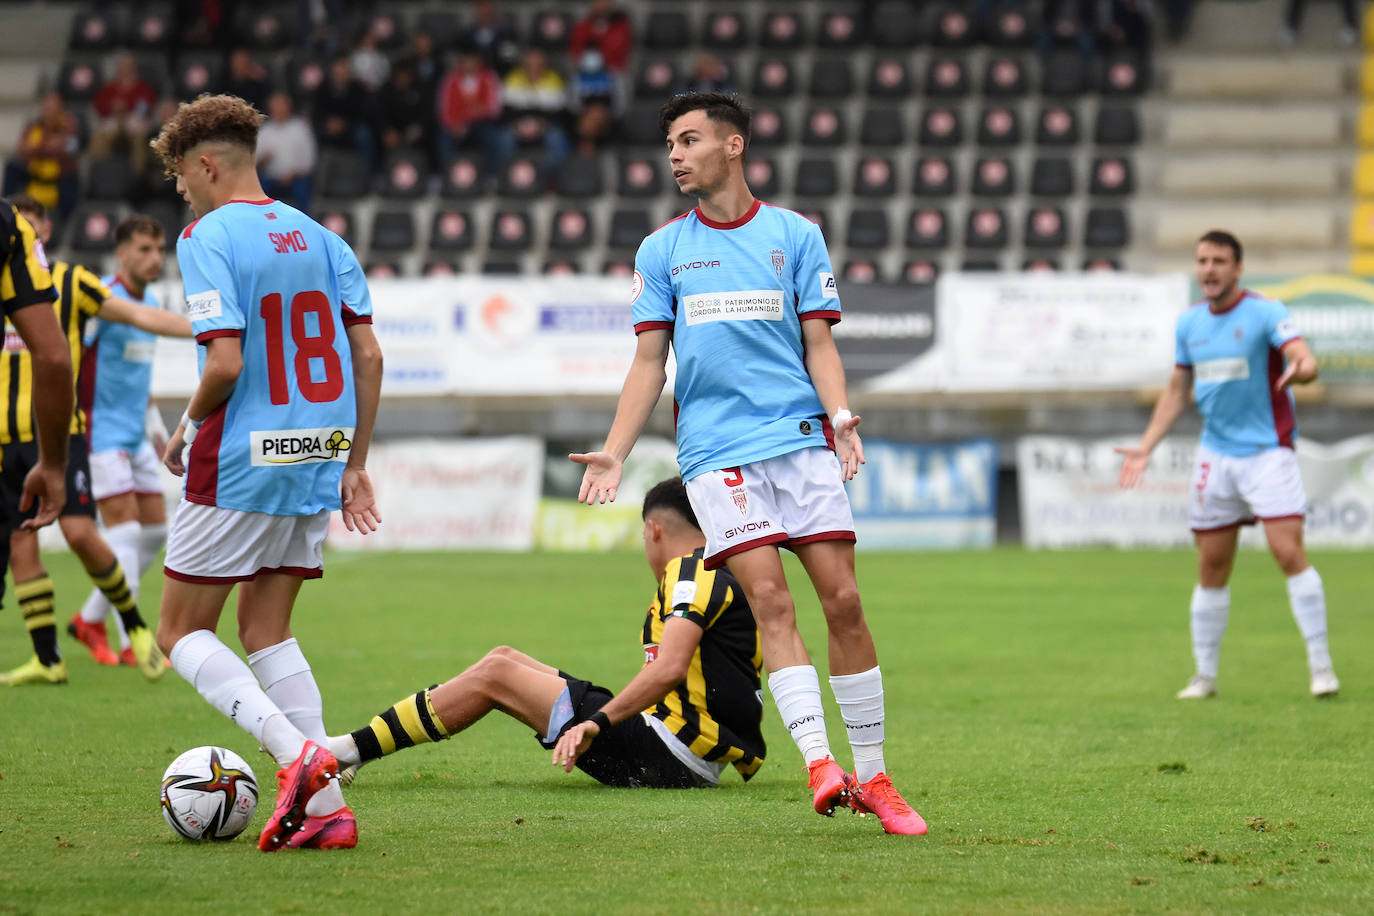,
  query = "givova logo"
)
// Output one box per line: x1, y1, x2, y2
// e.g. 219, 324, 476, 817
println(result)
250, 427, 354, 466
